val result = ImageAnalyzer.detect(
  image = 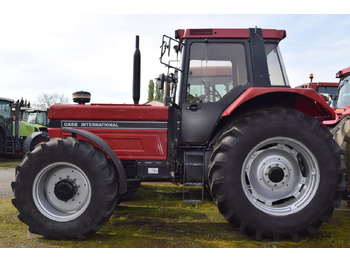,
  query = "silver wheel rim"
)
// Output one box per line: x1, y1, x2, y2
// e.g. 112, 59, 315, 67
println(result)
241, 137, 319, 216
33, 162, 91, 222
